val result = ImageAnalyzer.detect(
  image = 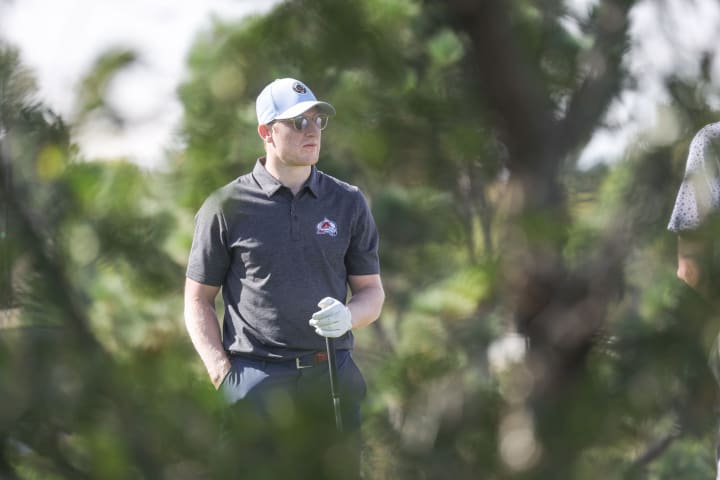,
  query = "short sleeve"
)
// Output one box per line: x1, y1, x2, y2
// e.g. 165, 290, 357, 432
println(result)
668, 123, 720, 233
186, 195, 231, 286
345, 190, 380, 276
